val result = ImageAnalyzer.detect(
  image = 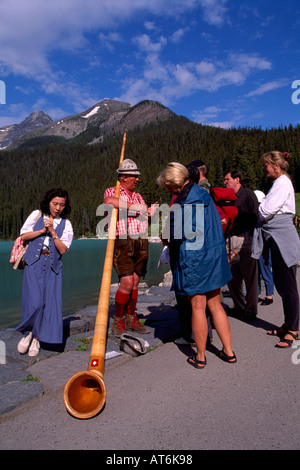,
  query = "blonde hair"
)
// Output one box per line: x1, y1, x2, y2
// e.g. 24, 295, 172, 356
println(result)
157, 162, 189, 192
261, 151, 290, 177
